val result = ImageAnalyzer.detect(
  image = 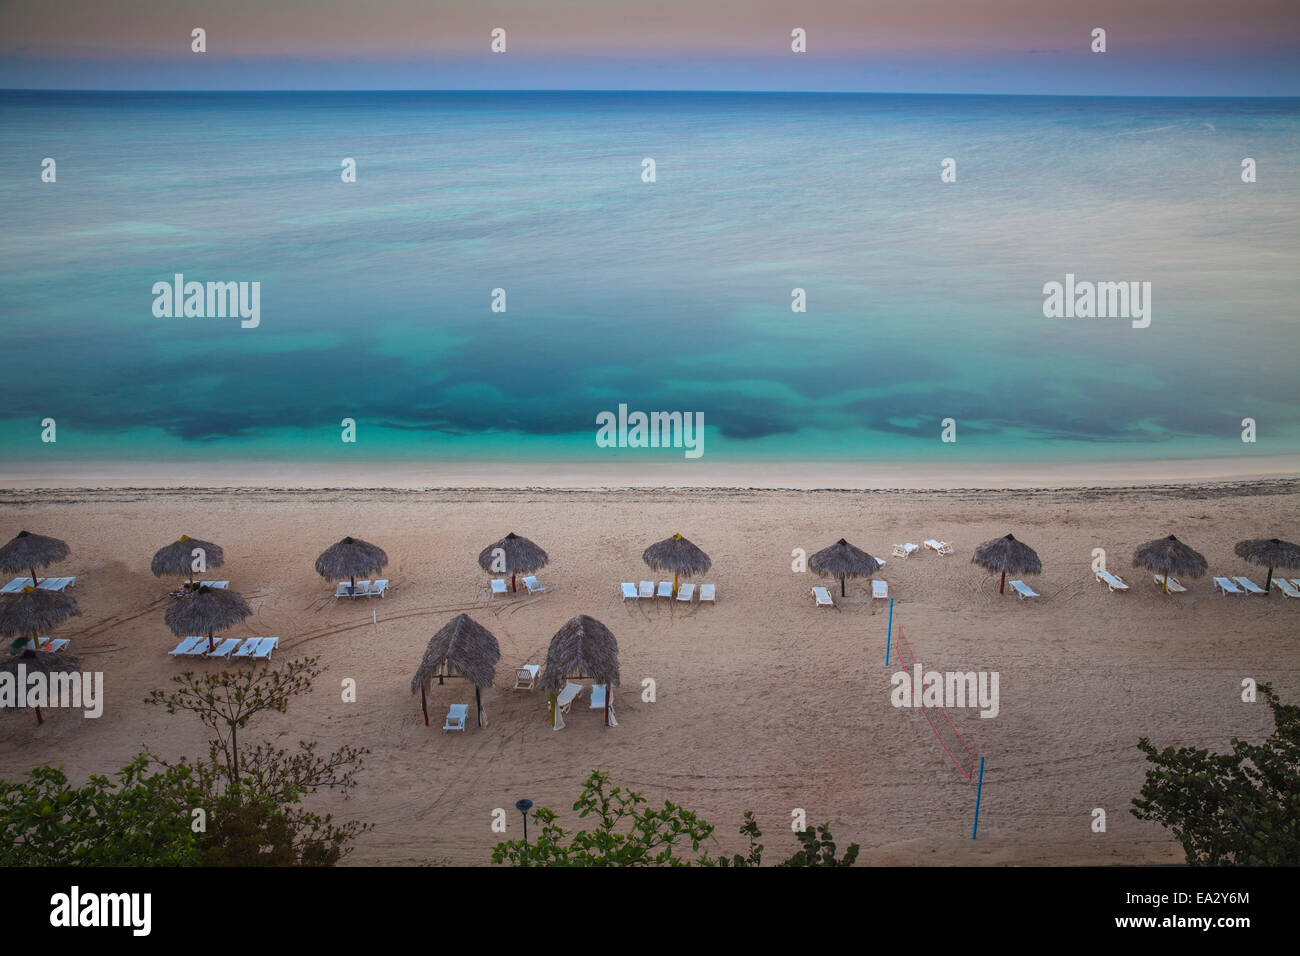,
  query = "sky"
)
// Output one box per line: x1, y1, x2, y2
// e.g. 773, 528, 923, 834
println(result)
1, 0, 1298, 94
